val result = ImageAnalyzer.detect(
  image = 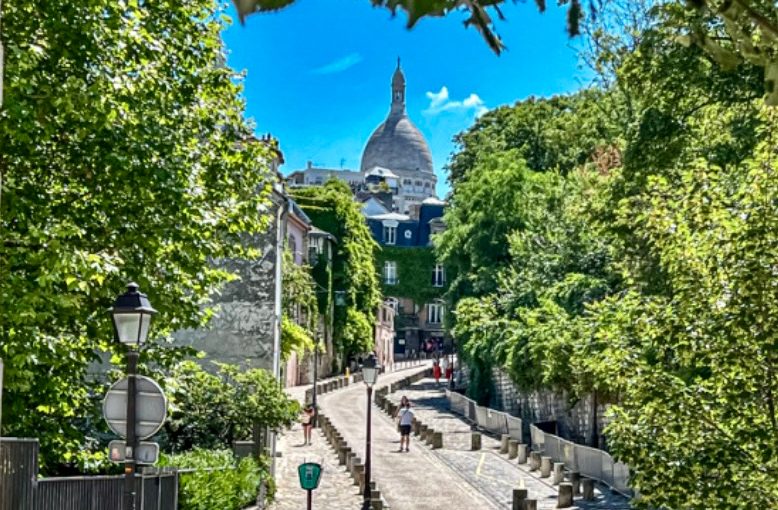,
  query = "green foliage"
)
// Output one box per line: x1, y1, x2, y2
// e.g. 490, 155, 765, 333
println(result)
291, 180, 381, 357
159, 449, 268, 510
234, 0, 585, 55
375, 246, 447, 305
0, 0, 272, 472
162, 361, 300, 453
281, 249, 317, 360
